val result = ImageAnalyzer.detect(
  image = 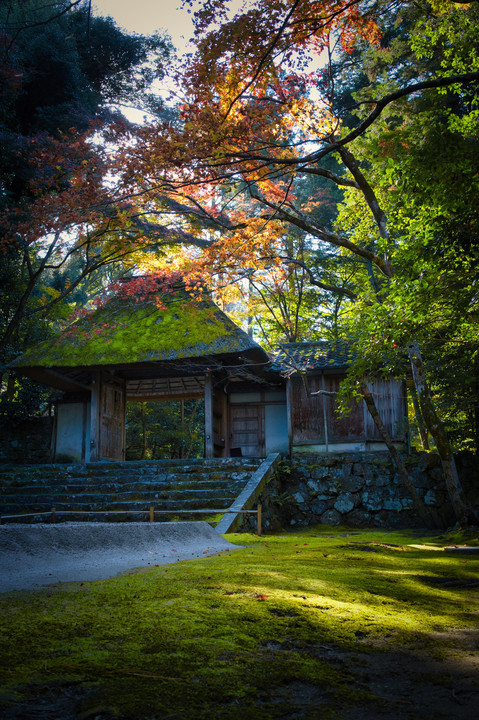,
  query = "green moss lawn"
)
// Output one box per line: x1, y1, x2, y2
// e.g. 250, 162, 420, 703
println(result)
1, 526, 478, 719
